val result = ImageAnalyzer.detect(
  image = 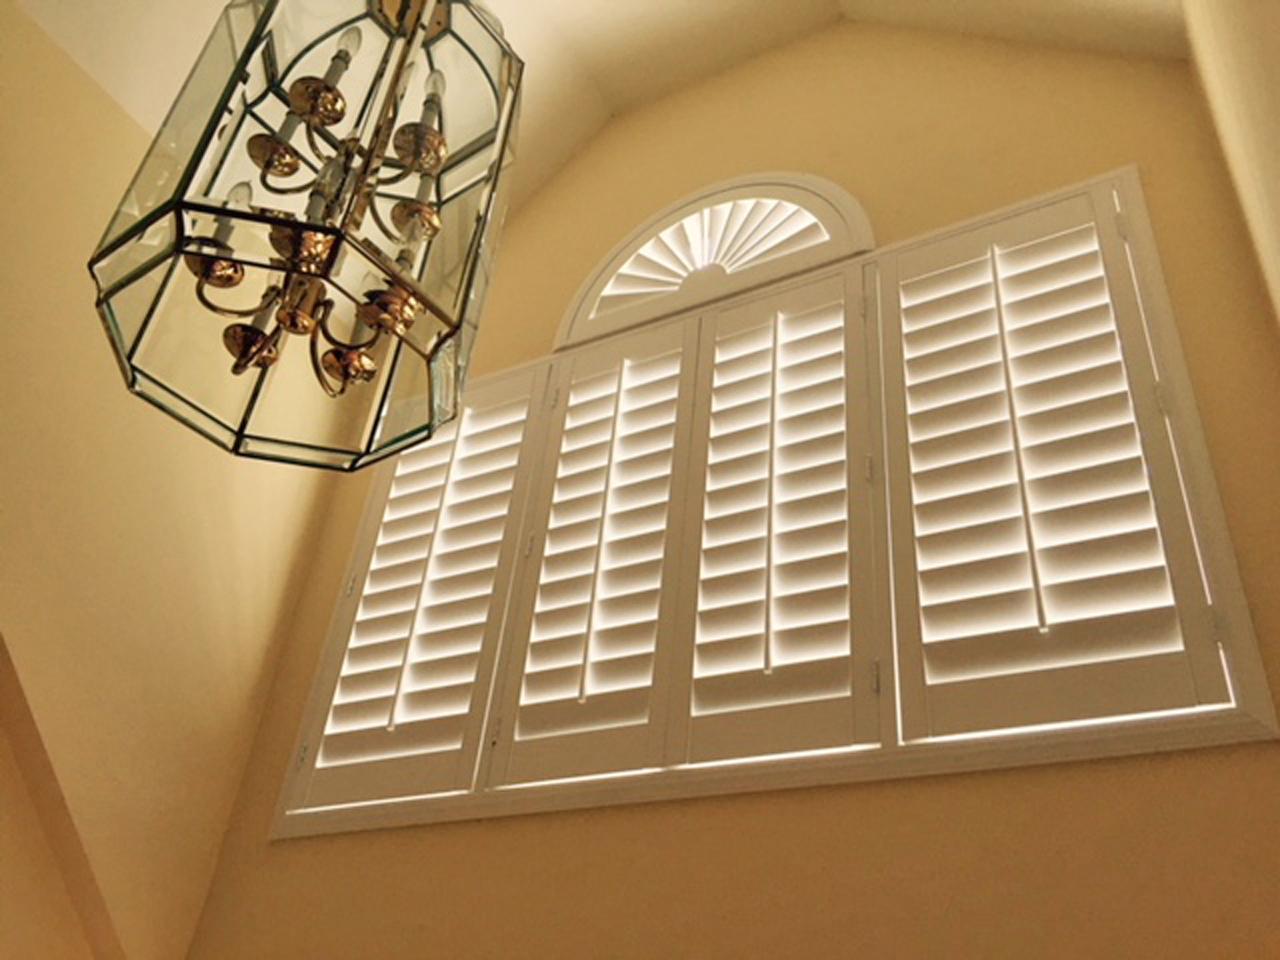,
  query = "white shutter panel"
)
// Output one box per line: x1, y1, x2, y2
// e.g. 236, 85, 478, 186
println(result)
670, 274, 881, 761
879, 191, 1230, 739
489, 320, 699, 784
300, 366, 546, 807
